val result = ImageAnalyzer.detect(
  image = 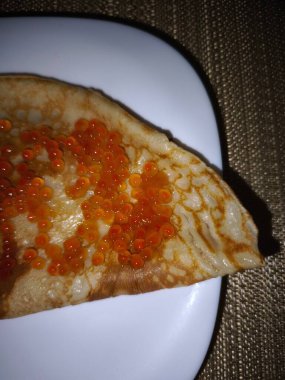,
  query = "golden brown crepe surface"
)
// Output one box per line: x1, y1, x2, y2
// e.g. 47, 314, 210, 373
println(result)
0, 76, 263, 318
